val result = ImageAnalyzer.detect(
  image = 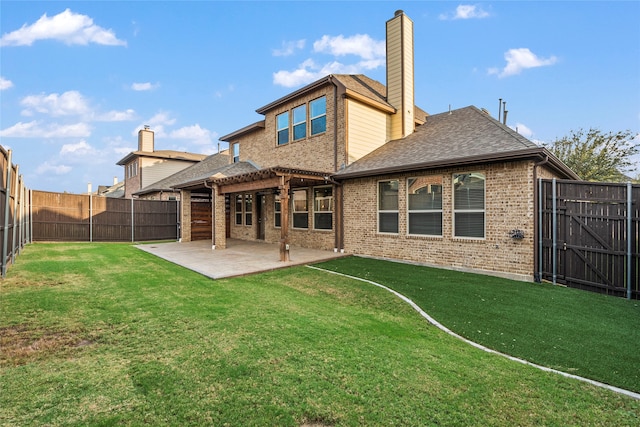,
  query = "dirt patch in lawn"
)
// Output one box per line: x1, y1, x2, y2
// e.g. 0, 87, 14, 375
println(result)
0, 324, 93, 366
